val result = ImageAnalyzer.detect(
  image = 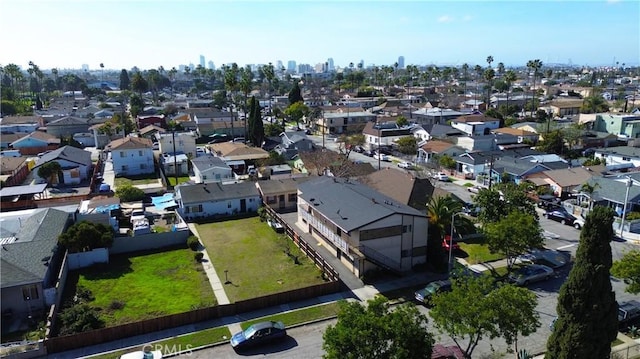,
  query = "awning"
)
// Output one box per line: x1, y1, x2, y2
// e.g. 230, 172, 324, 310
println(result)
151, 193, 178, 210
